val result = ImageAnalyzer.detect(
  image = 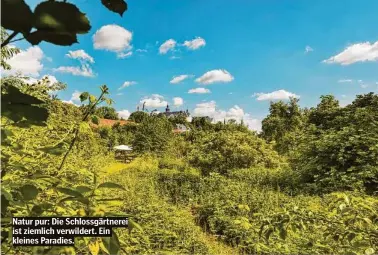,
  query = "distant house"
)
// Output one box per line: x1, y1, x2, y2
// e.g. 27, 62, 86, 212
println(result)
173, 124, 190, 134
